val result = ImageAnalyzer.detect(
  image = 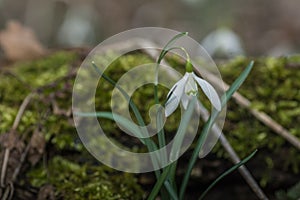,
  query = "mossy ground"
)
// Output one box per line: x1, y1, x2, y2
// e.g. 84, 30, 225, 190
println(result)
0, 50, 299, 199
